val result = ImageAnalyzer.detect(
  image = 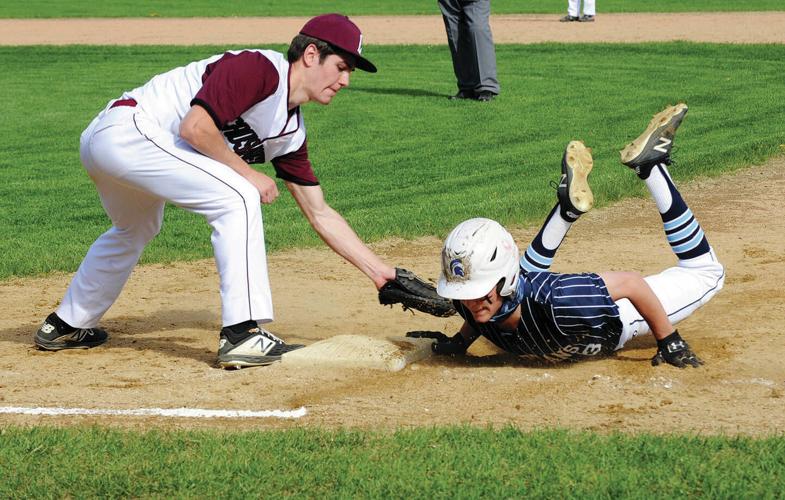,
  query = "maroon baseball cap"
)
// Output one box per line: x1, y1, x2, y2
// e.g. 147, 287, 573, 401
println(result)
299, 13, 377, 73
